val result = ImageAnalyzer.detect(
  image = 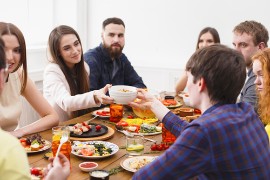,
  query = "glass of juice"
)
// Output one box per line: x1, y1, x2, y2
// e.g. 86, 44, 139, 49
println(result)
126, 136, 144, 156
52, 126, 72, 162
161, 123, 176, 145
109, 104, 123, 123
